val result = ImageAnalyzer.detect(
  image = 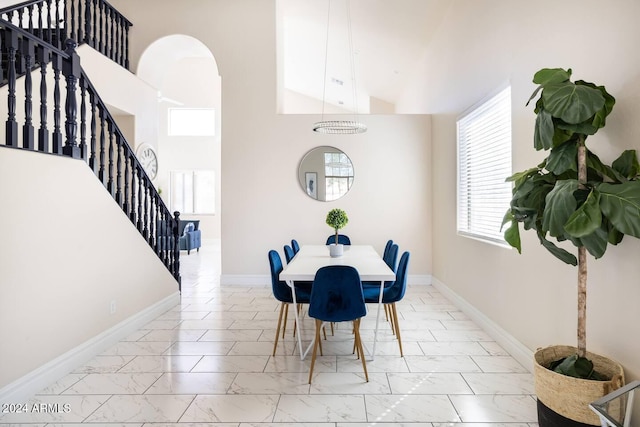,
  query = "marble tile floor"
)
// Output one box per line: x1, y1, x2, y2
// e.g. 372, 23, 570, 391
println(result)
0, 242, 539, 426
